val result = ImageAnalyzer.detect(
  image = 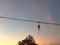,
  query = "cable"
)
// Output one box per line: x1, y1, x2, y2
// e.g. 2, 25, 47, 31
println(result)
0, 16, 60, 25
